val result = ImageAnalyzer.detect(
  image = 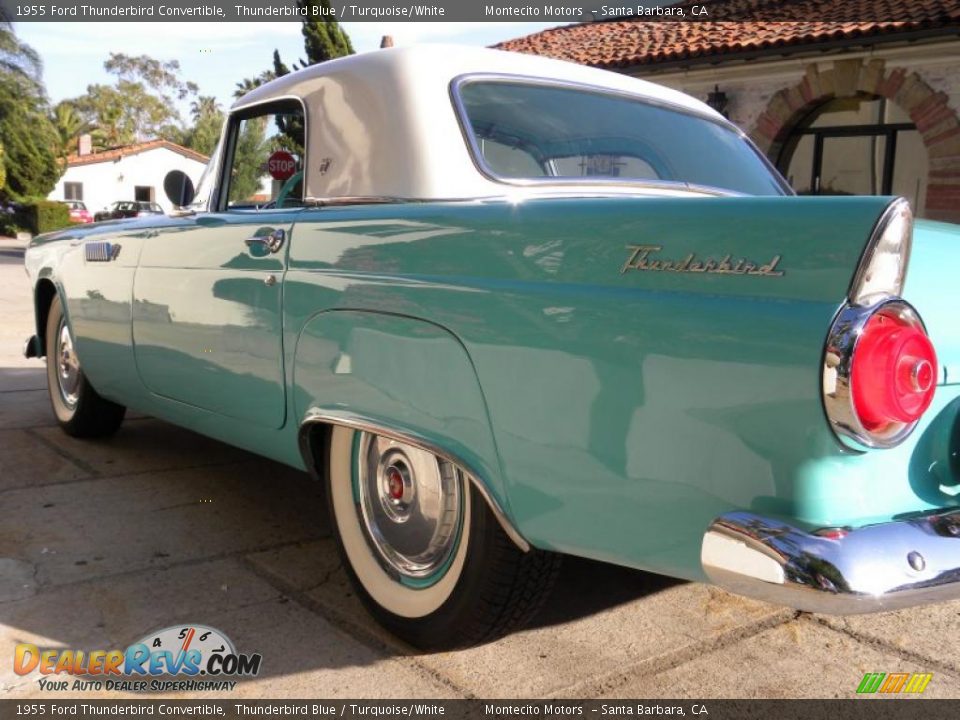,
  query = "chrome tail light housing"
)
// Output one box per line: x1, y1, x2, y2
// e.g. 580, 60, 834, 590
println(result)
822, 199, 938, 450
